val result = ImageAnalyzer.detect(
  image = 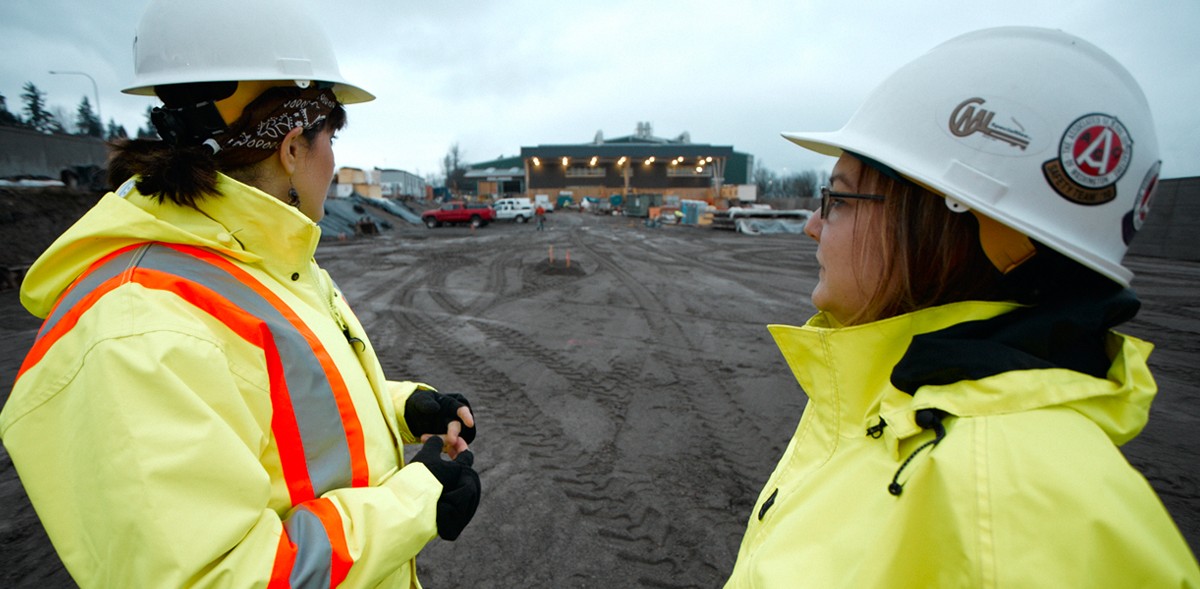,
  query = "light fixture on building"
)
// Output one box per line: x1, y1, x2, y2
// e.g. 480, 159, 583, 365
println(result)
590, 156, 598, 166
532, 157, 541, 166
695, 166, 704, 173
617, 156, 627, 166
562, 157, 569, 166
706, 156, 713, 163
